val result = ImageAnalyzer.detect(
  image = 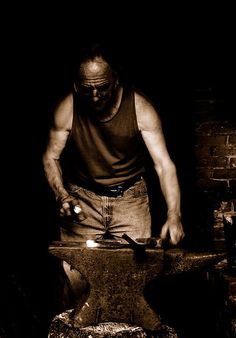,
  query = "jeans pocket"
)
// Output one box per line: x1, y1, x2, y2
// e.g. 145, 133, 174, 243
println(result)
124, 179, 148, 198
68, 184, 99, 200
